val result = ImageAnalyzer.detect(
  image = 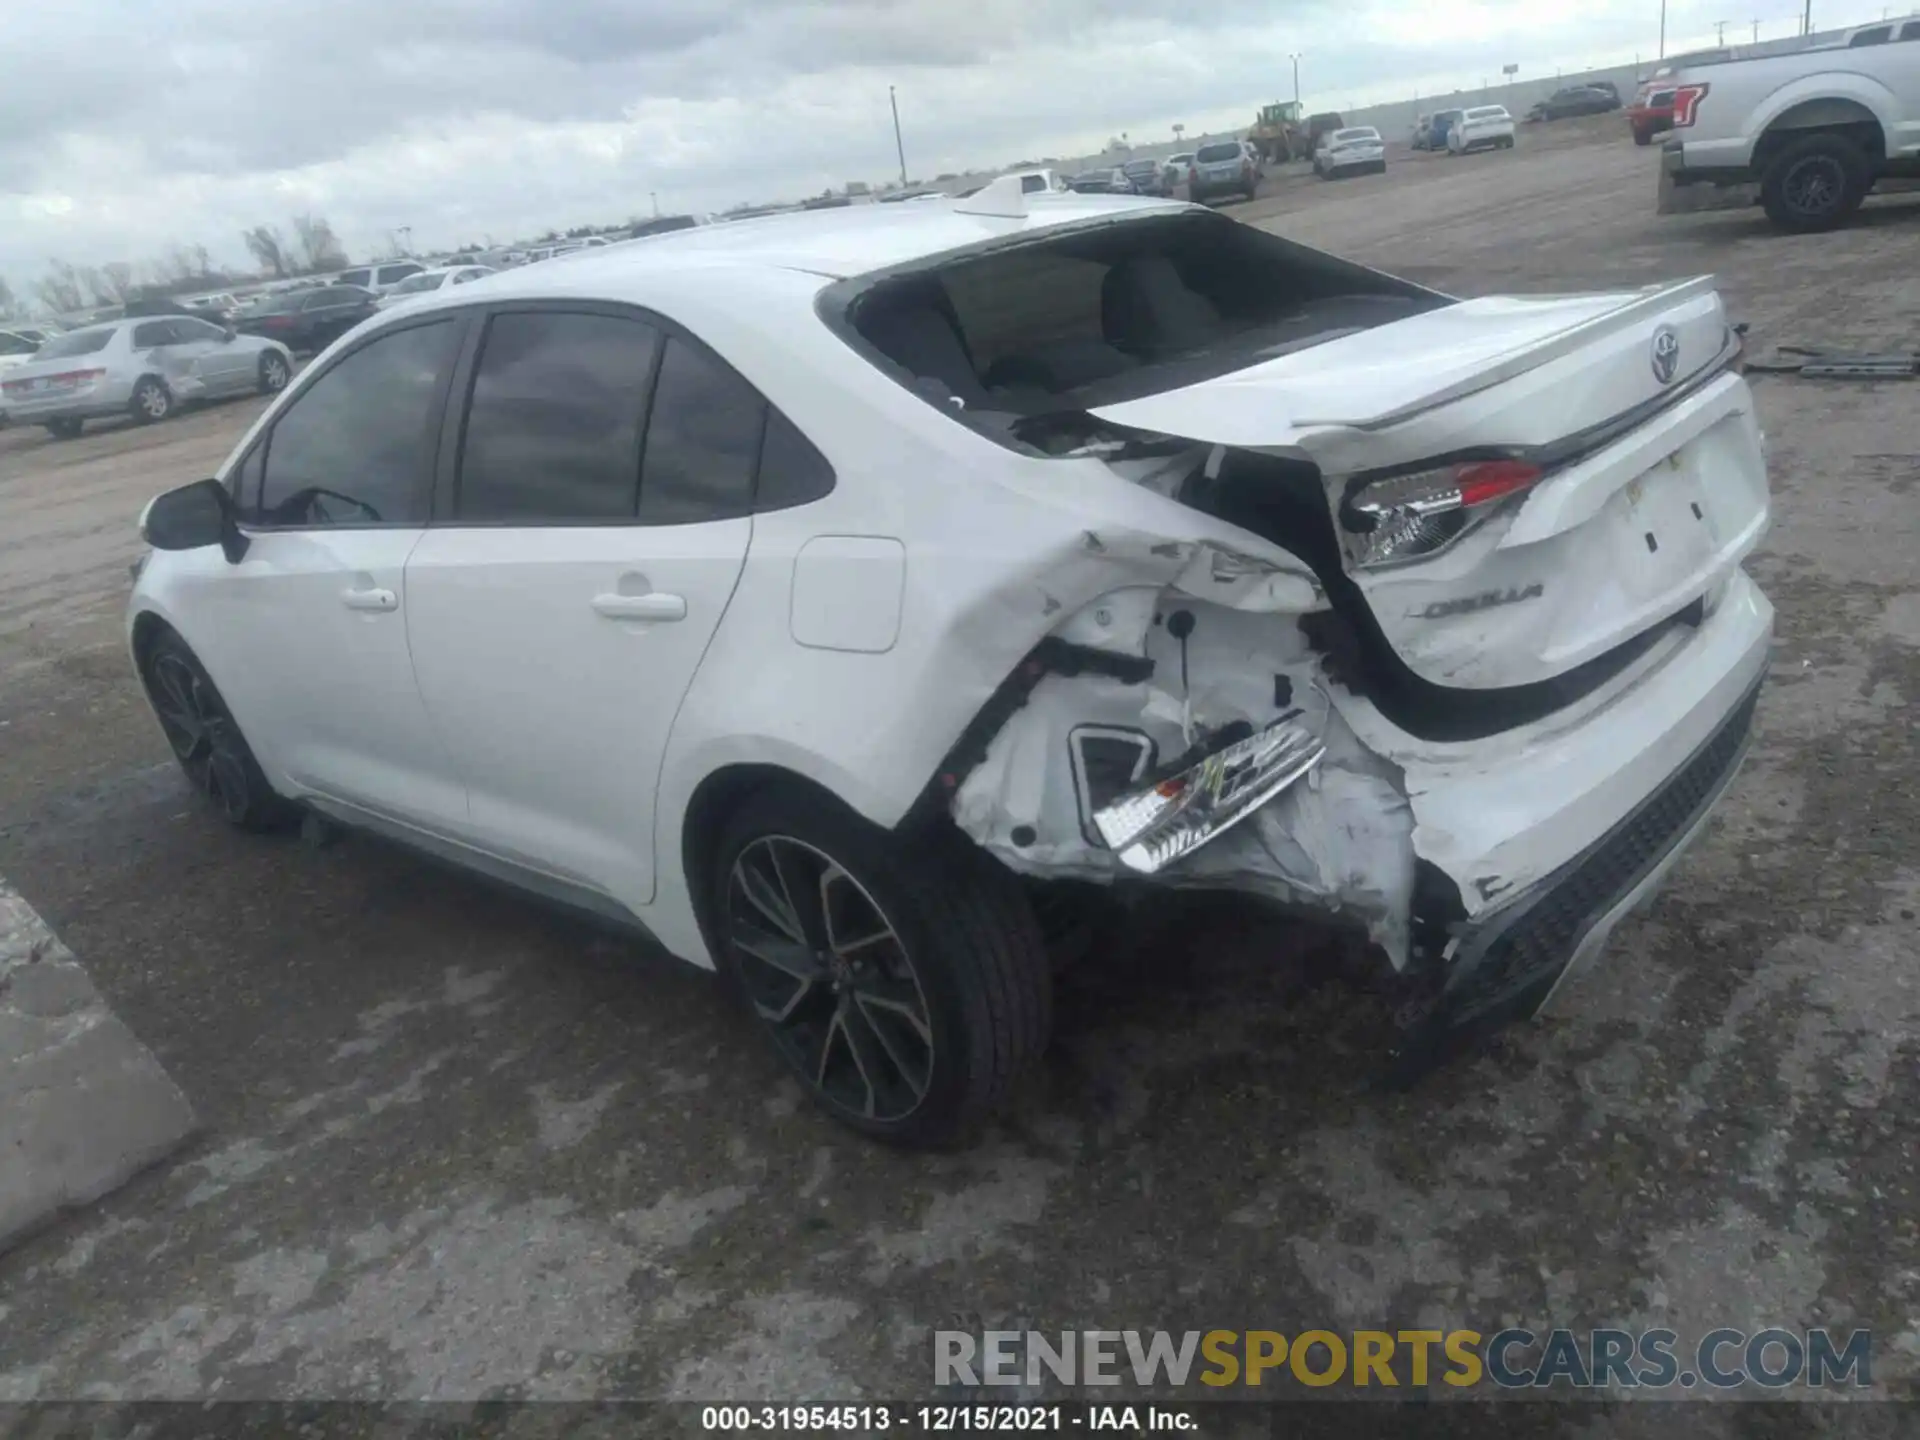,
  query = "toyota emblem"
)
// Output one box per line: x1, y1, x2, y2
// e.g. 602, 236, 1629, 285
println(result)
1651, 326, 1680, 385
